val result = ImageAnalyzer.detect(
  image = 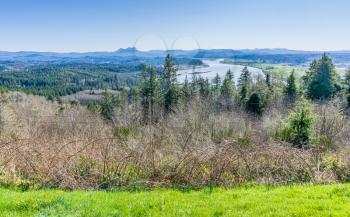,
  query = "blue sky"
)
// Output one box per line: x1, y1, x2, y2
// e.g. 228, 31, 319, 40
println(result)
0, 0, 350, 52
